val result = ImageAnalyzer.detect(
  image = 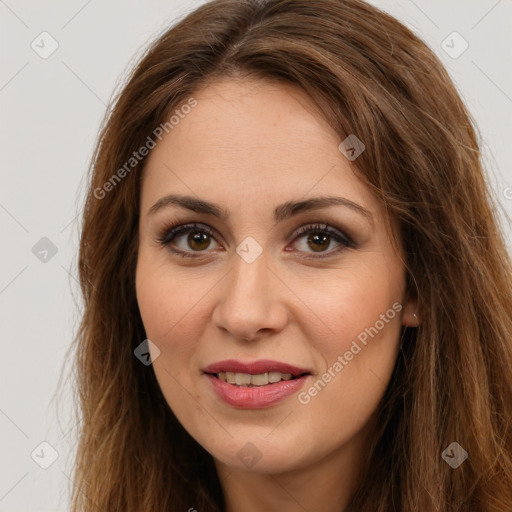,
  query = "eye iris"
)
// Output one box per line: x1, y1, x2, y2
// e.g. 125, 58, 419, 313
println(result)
188, 231, 210, 250
308, 233, 330, 252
